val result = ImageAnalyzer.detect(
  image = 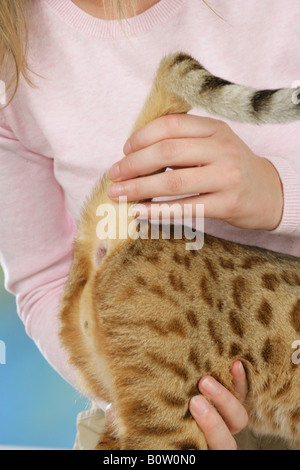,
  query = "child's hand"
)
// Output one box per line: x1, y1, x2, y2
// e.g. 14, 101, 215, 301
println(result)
189, 361, 248, 450
108, 114, 283, 231
104, 361, 248, 450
